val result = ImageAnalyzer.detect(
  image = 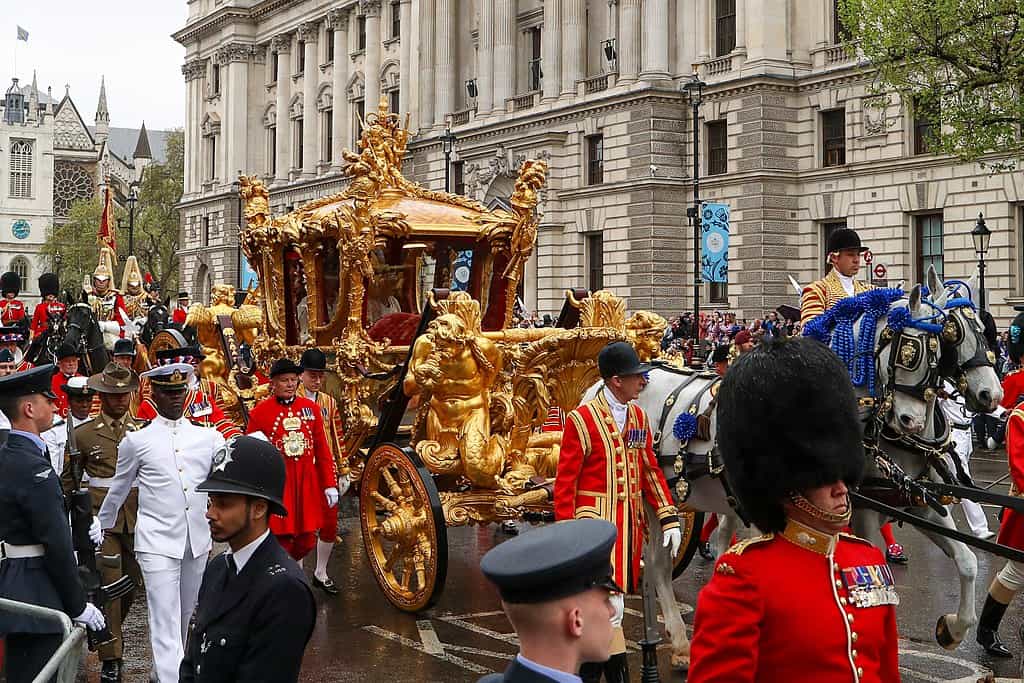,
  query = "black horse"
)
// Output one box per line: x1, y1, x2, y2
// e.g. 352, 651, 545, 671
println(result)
139, 301, 171, 347
24, 312, 65, 367
62, 303, 109, 375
